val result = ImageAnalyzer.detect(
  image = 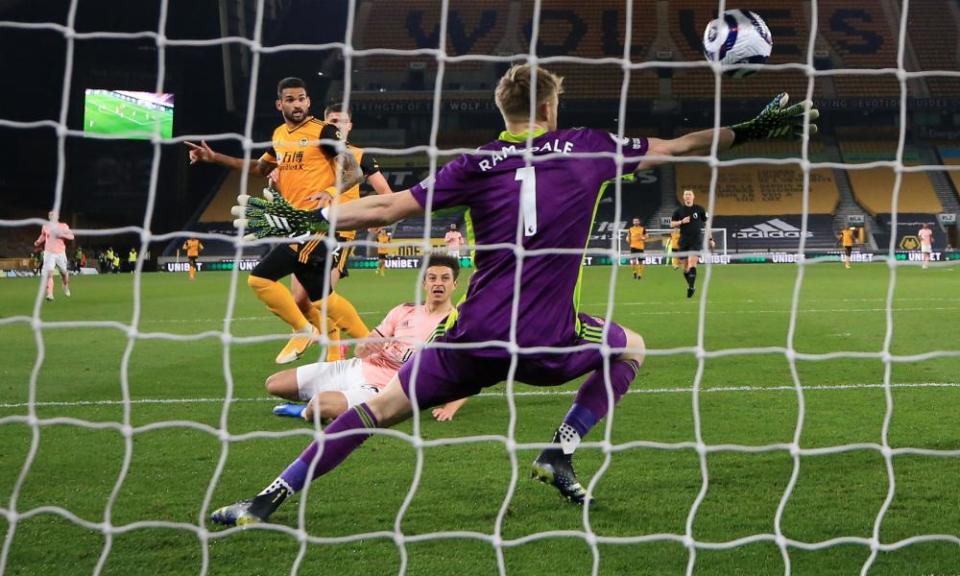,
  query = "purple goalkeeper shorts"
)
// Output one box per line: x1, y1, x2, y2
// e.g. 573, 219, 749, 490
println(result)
397, 313, 627, 408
